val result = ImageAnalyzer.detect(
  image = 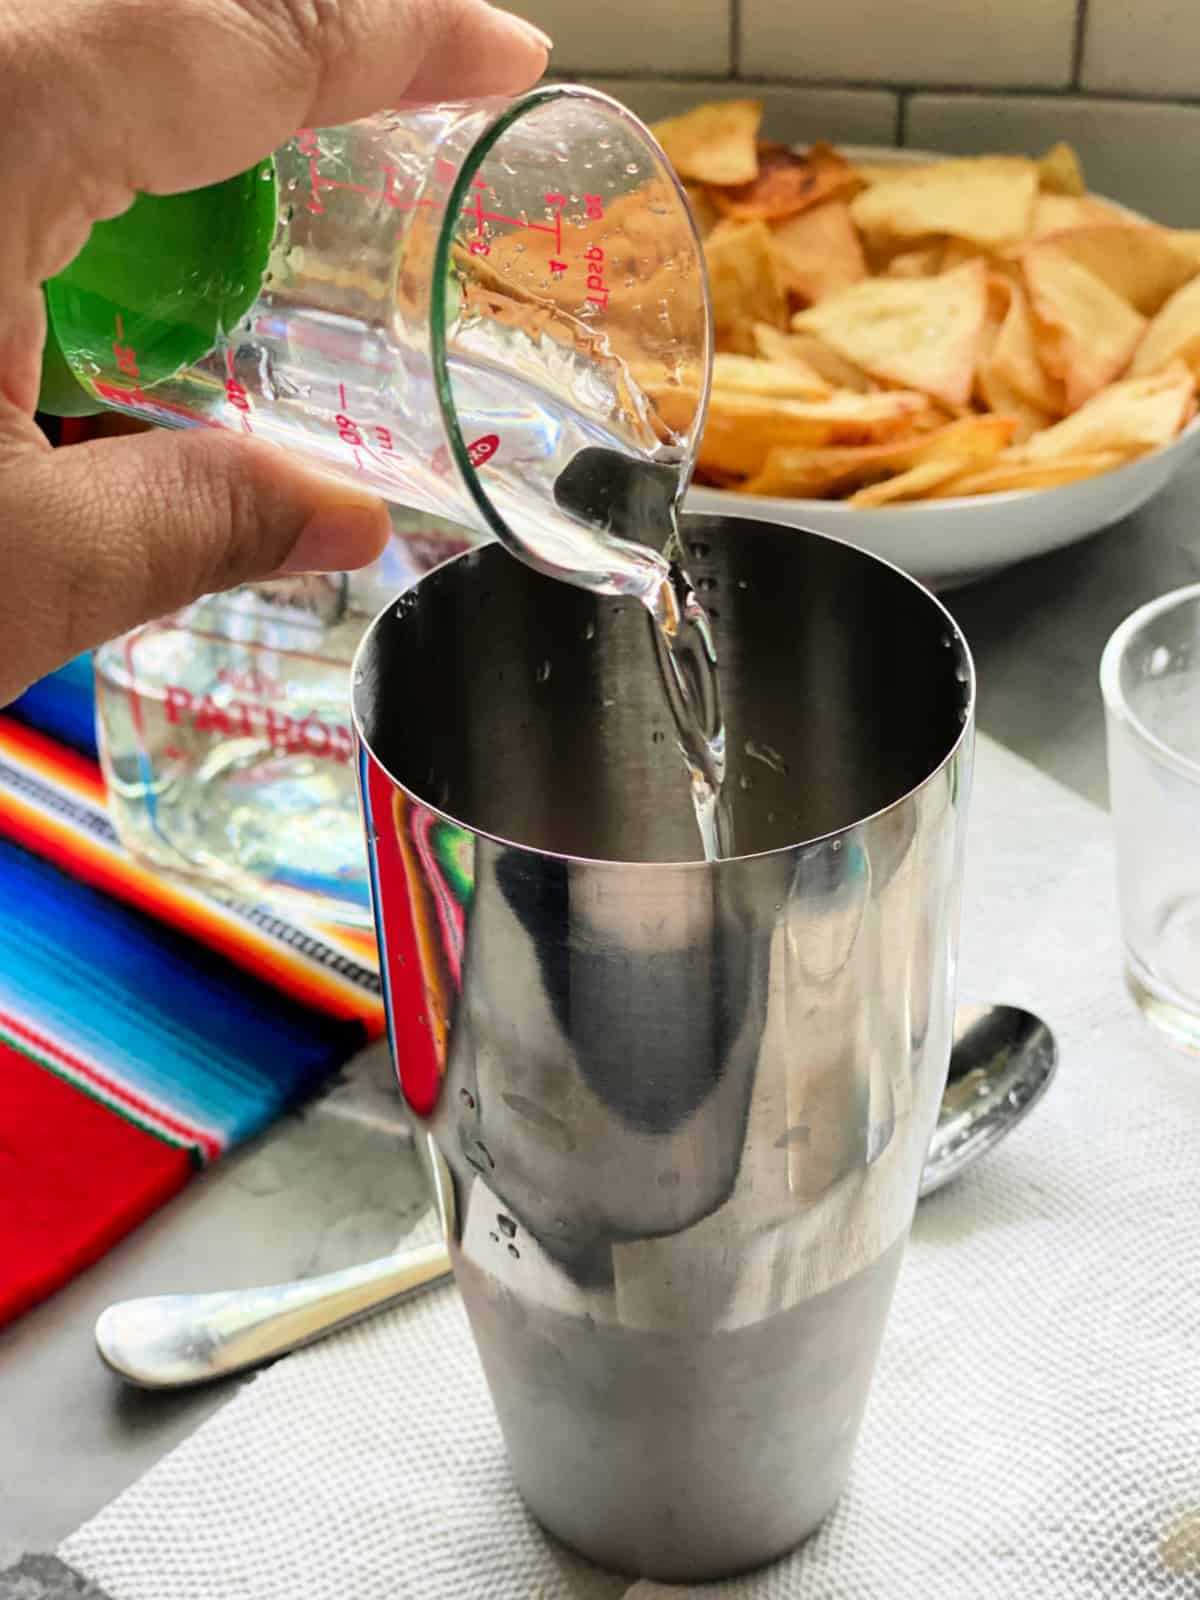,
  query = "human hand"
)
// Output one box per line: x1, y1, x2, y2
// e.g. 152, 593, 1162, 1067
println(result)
0, 0, 550, 703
